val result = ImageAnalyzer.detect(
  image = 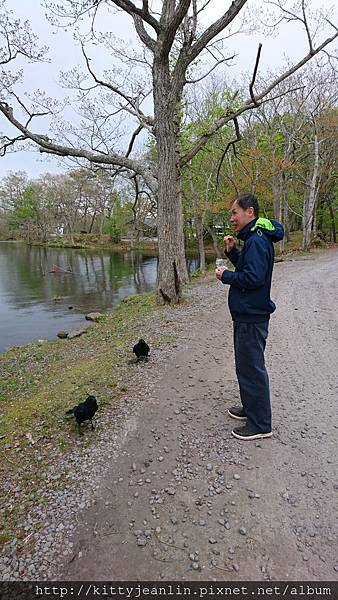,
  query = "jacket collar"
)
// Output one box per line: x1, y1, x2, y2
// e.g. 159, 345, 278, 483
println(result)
237, 218, 258, 241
